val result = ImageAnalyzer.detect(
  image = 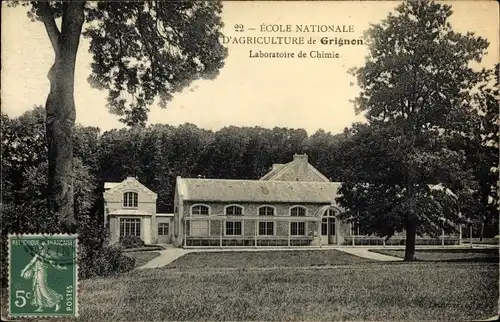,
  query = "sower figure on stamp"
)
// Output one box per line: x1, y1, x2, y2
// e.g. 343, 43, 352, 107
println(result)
20, 241, 67, 312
